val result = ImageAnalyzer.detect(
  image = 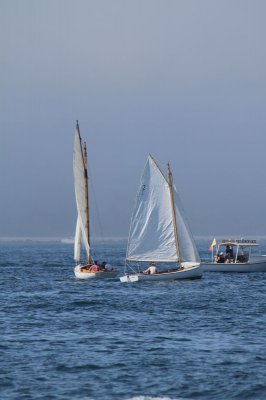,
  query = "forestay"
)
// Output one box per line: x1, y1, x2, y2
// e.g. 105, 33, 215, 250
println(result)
126, 156, 178, 262
73, 127, 91, 262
